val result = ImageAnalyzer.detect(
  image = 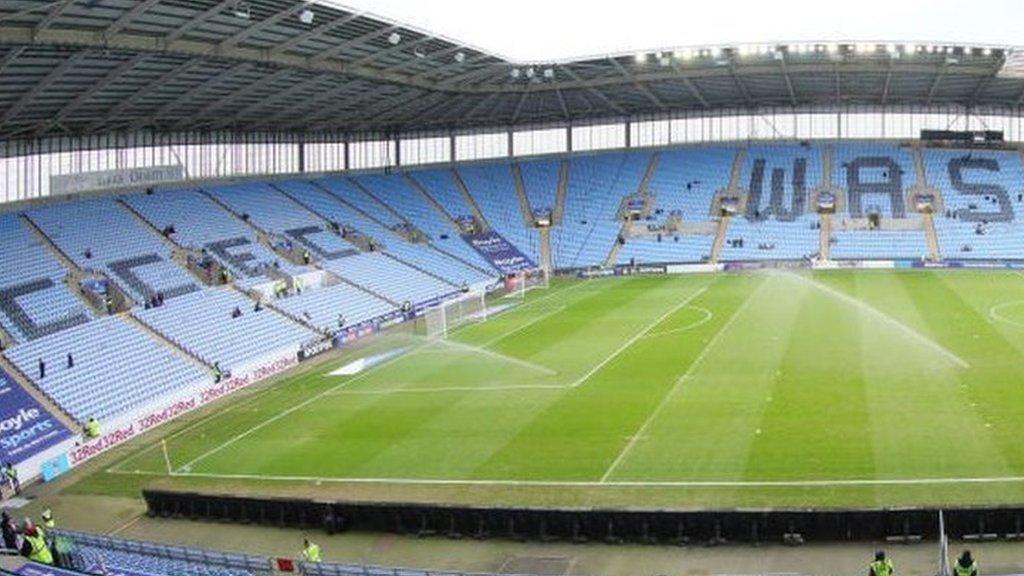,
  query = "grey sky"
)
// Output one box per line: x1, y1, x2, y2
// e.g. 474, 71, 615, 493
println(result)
337, 0, 1022, 61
